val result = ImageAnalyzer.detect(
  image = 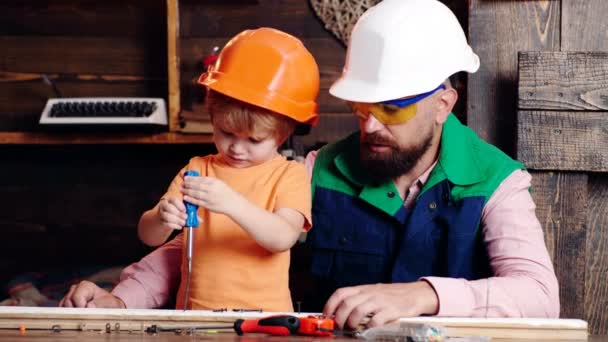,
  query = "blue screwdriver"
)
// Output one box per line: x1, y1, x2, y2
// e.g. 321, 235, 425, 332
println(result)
183, 170, 200, 310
